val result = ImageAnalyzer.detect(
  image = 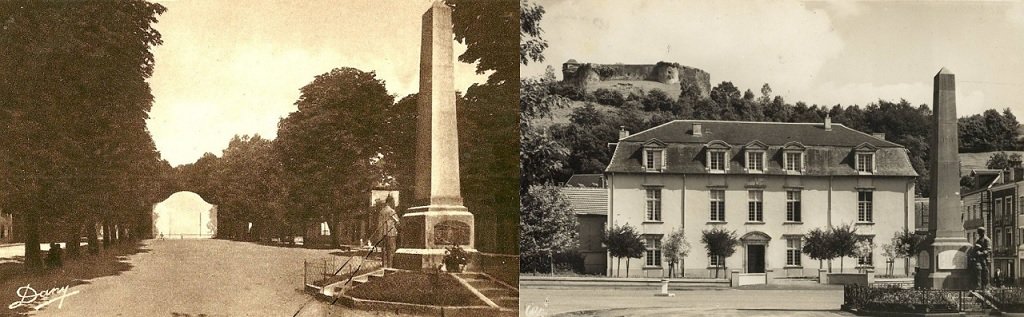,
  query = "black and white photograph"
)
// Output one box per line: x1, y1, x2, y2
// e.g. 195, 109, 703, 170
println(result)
520, 0, 1024, 316
0, 0, 518, 316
